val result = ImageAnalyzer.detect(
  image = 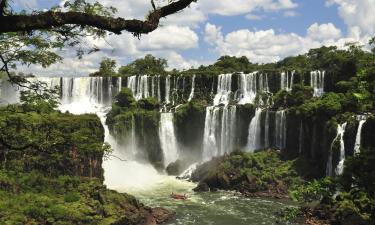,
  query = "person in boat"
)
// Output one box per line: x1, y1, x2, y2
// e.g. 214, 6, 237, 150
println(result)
170, 192, 187, 200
